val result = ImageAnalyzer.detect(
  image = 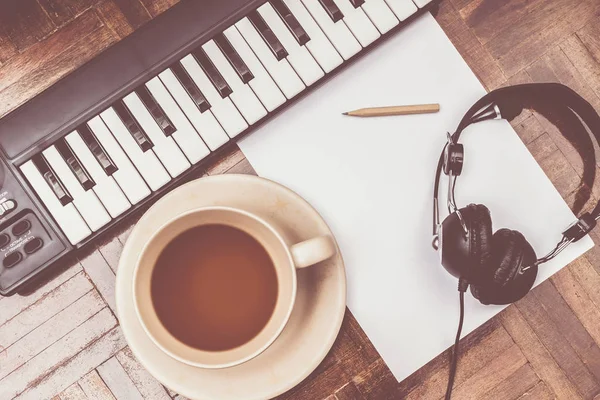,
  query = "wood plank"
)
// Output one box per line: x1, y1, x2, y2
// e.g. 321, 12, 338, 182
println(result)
329, 310, 379, 379
460, 0, 538, 46
278, 361, 349, 400
405, 325, 514, 400
0, 26, 116, 117
537, 149, 583, 199
13, 327, 126, 400
500, 305, 581, 399
479, 363, 540, 400
571, 16, 600, 98
95, 0, 134, 39
0, 272, 92, 351
517, 381, 555, 400
38, 0, 97, 27
485, 0, 599, 77
138, 0, 179, 18
513, 114, 546, 146
569, 257, 600, 311
224, 158, 257, 175
98, 237, 124, 274
527, 133, 558, 163
0, 290, 105, 381
0, 0, 56, 51
115, 347, 171, 400
78, 370, 116, 400
352, 359, 398, 400
562, 32, 600, 109
451, 344, 528, 400
333, 382, 365, 400
436, 0, 506, 91
0, 308, 117, 399
533, 282, 600, 385
111, 0, 152, 30
0, 33, 17, 65
550, 268, 600, 350
206, 146, 246, 176
516, 285, 600, 398
80, 250, 117, 313
399, 319, 500, 397
97, 357, 144, 400
59, 383, 88, 400
0, 10, 101, 94
0, 263, 82, 326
